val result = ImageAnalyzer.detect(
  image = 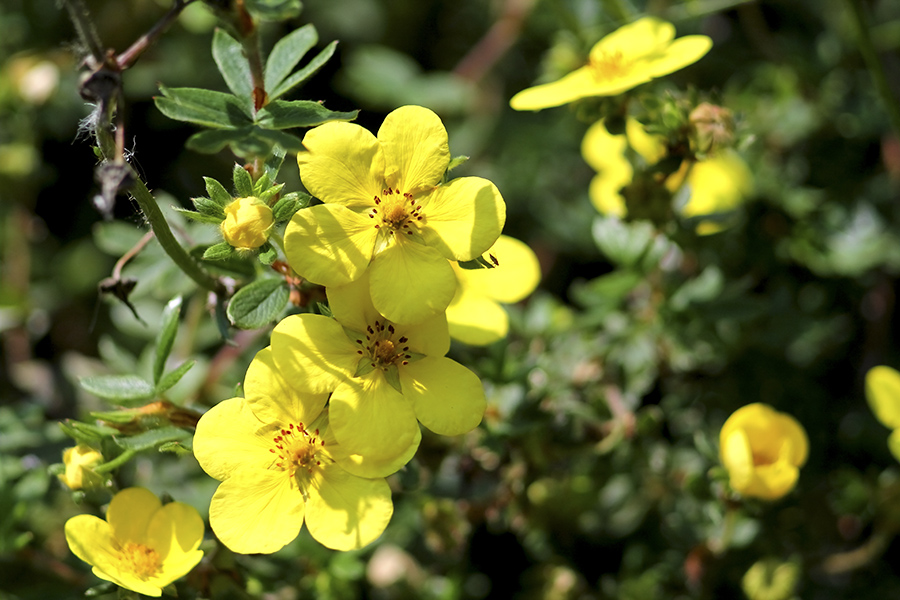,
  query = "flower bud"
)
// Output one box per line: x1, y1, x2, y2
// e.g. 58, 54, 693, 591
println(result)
222, 196, 273, 250
59, 444, 102, 490
719, 403, 808, 500
689, 102, 735, 154
741, 557, 800, 600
